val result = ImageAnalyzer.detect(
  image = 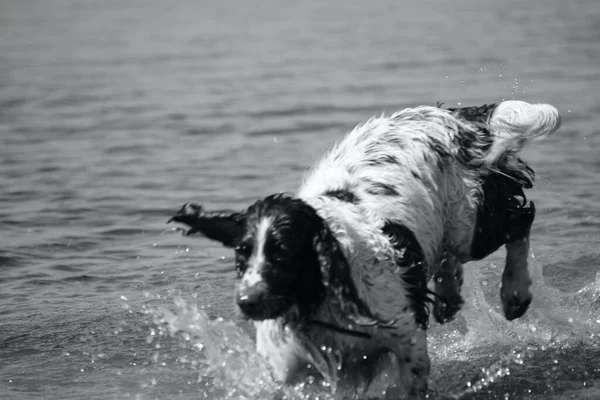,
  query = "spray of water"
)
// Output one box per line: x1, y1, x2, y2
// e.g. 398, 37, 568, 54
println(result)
427, 250, 600, 398
143, 297, 339, 400
140, 248, 599, 400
